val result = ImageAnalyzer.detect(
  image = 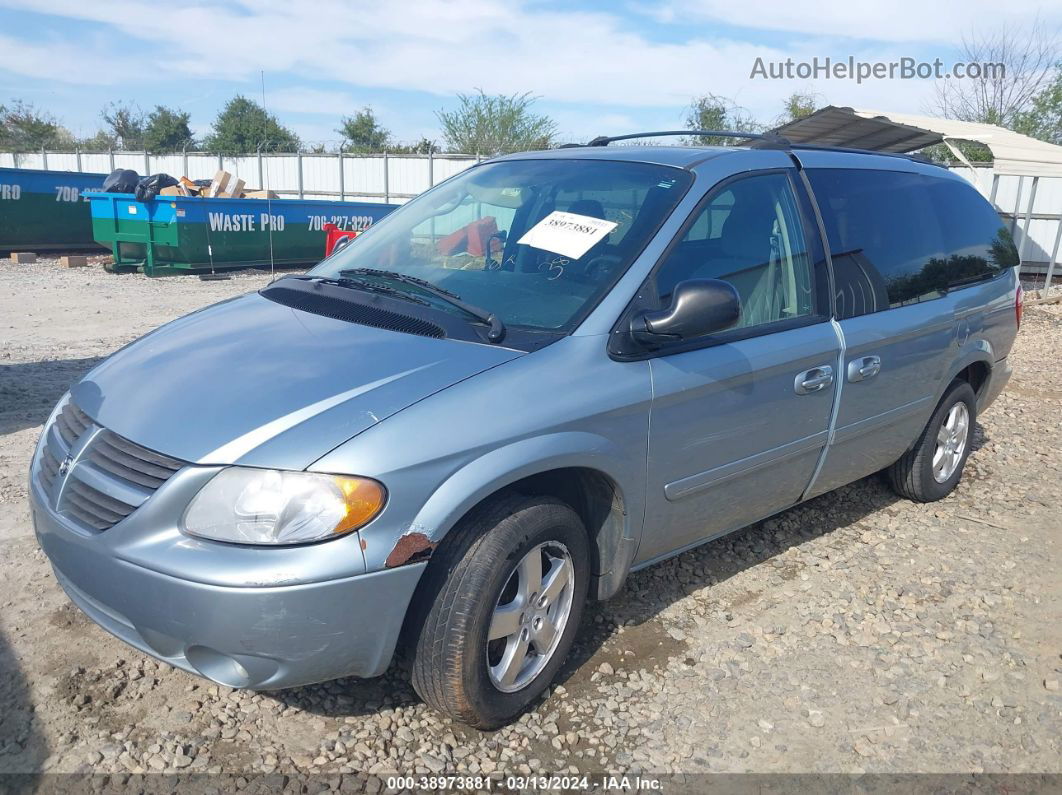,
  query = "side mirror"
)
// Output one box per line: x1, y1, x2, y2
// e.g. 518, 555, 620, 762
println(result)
630, 279, 741, 344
